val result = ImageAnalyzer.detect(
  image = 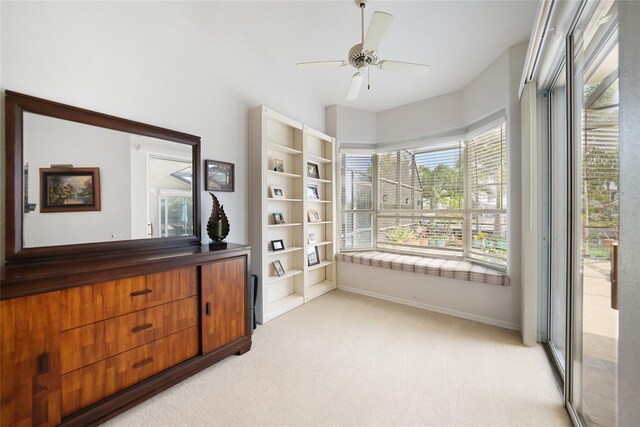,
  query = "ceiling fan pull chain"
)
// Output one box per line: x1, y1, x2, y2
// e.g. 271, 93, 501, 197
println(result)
368, 67, 371, 90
